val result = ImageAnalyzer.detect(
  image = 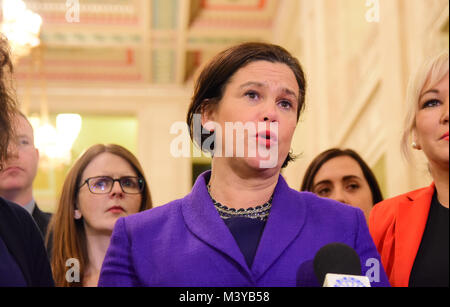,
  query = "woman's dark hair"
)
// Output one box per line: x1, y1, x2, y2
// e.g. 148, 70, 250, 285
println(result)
186, 42, 307, 168
0, 35, 16, 170
300, 148, 383, 205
